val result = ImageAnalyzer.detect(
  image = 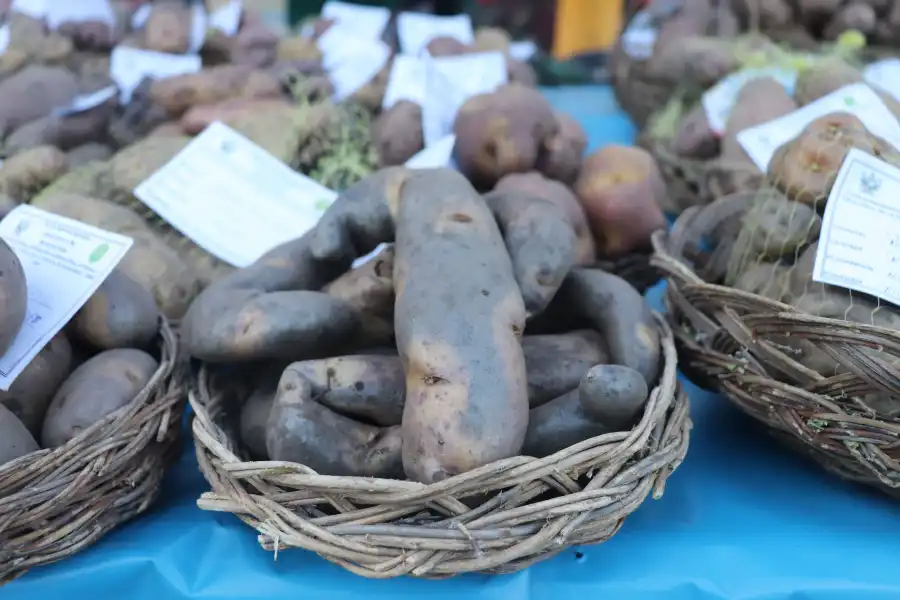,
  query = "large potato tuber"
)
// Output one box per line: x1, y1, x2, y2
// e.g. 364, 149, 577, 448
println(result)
0, 65, 80, 134
522, 330, 608, 407
148, 65, 284, 117
395, 168, 528, 483
0, 146, 69, 202
536, 111, 587, 185
373, 100, 424, 167
71, 269, 160, 350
